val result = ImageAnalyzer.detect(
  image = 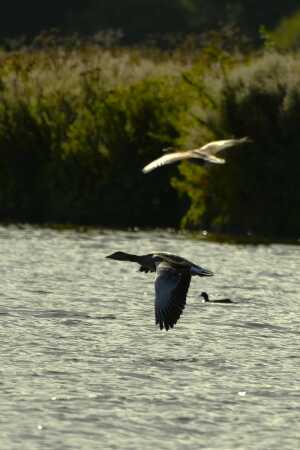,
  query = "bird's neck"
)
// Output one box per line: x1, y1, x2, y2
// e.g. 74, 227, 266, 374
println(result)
124, 253, 141, 263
